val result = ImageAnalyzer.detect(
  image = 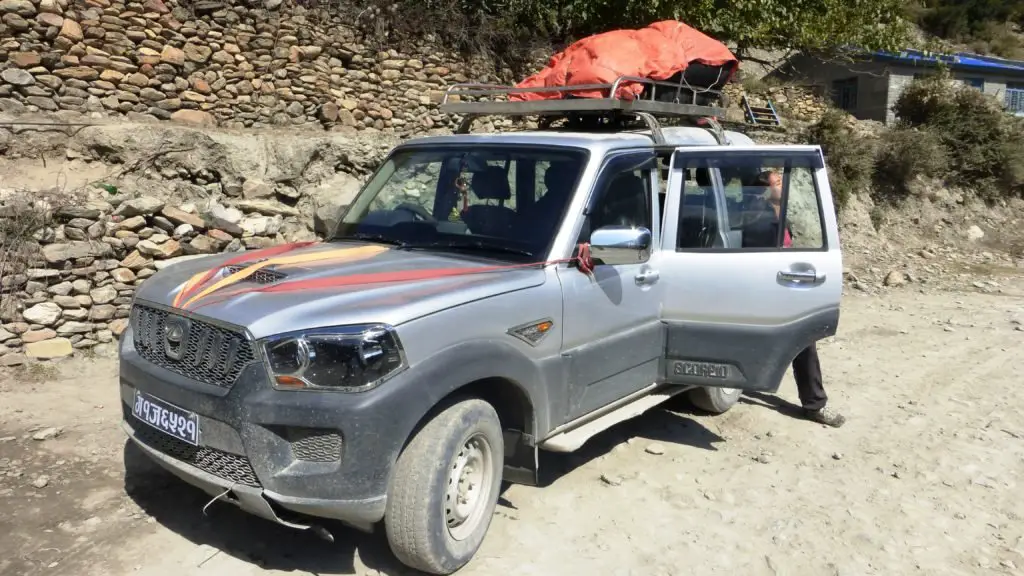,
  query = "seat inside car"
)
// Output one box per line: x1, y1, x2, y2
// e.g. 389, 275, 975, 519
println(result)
463, 166, 517, 237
